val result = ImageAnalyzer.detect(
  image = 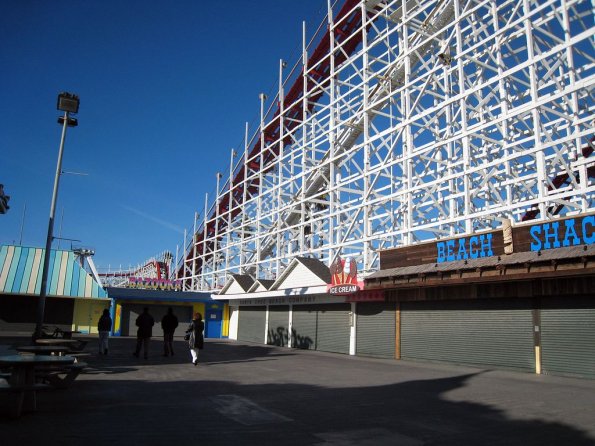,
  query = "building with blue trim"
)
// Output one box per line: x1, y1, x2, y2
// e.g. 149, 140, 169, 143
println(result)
105, 287, 227, 338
